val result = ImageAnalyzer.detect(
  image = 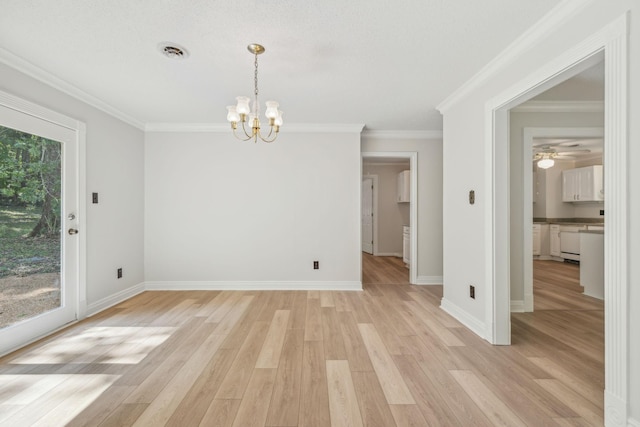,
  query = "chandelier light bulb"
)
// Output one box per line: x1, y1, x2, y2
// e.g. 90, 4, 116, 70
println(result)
265, 101, 279, 119
226, 106, 240, 123
235, 96, 251, 116
274, 111, 283, 127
